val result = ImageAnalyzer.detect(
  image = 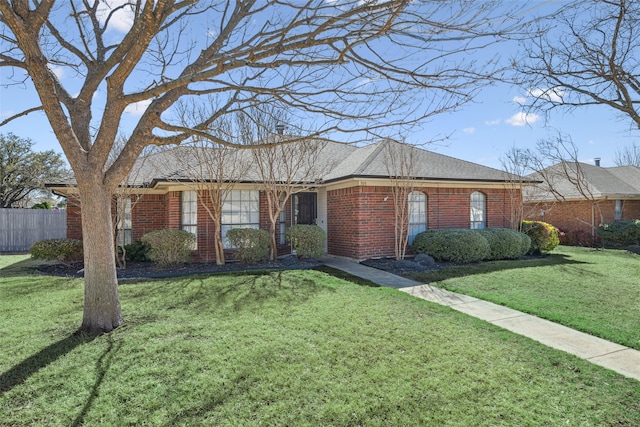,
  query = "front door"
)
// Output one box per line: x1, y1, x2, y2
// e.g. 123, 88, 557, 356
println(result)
295, 193, 317, 225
